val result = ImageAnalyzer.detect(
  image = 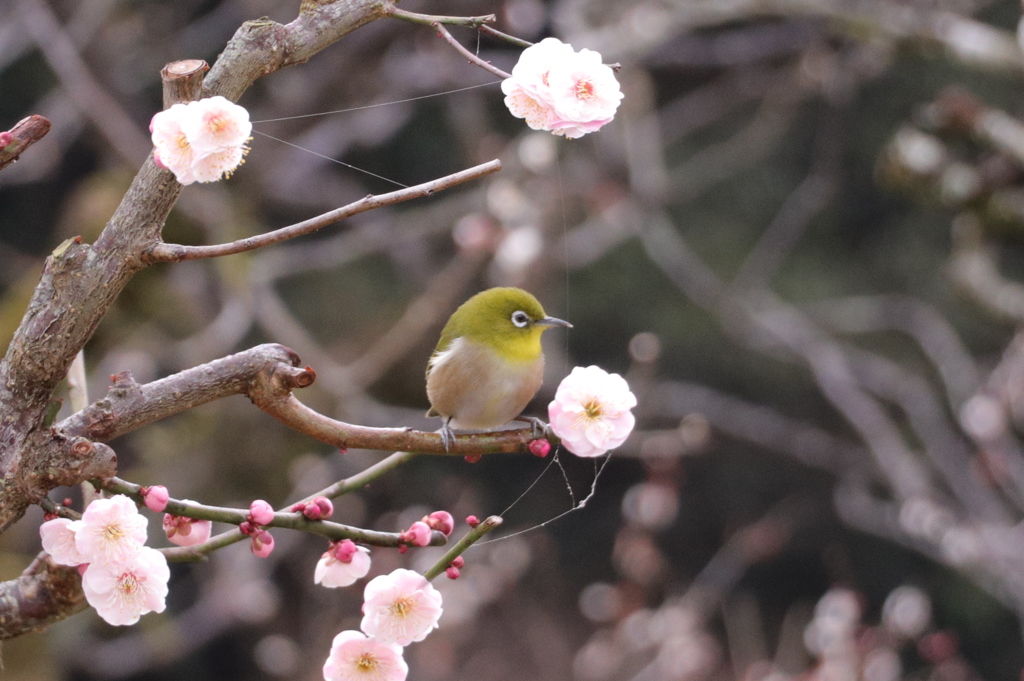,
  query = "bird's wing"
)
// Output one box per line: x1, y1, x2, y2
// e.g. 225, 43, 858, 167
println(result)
426, 320, 461, 381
